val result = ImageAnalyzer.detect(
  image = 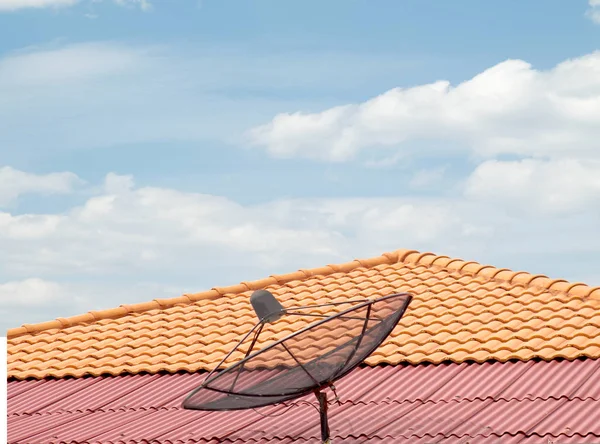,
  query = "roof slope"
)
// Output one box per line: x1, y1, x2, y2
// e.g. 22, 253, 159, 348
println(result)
7, 358, 600, 443
7, 249, 600, 380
